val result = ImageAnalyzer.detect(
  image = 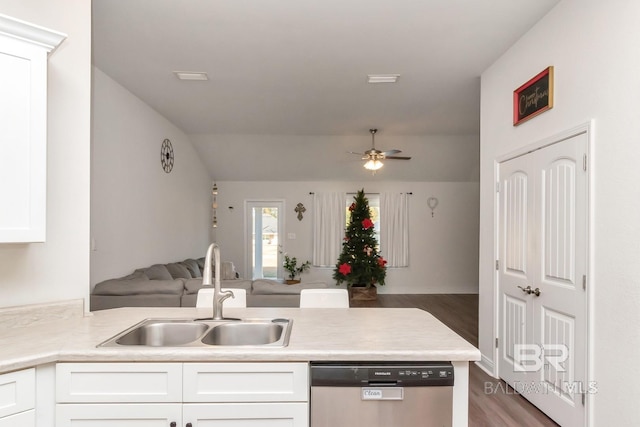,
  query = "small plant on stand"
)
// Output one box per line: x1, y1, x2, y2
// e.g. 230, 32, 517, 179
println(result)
283, 254, 311, 284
